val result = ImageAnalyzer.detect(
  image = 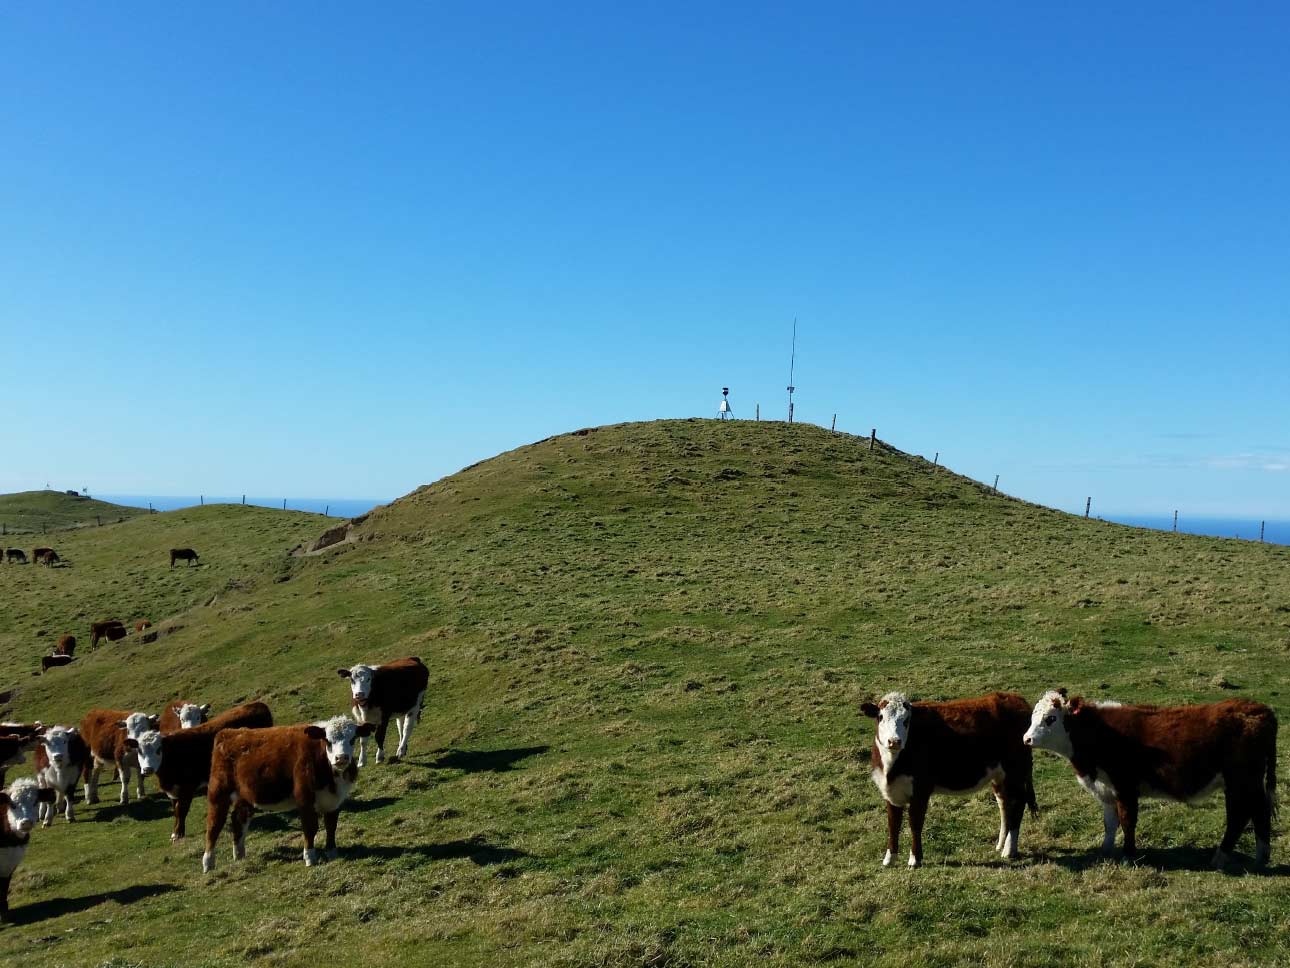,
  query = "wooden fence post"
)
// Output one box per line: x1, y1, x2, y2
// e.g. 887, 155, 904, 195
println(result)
283, 499, 287, 510
200, 495, 204, 506
755, 403, 759, 421
869, 428, 876, 451
931, 452, 938, 471
831, 414, 837, 432
242, 494, 246, 505
325, 505, 330, 517
1084, 497, 1091, 519
1260, 520, 1265, 543
992, 475, 999, 494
